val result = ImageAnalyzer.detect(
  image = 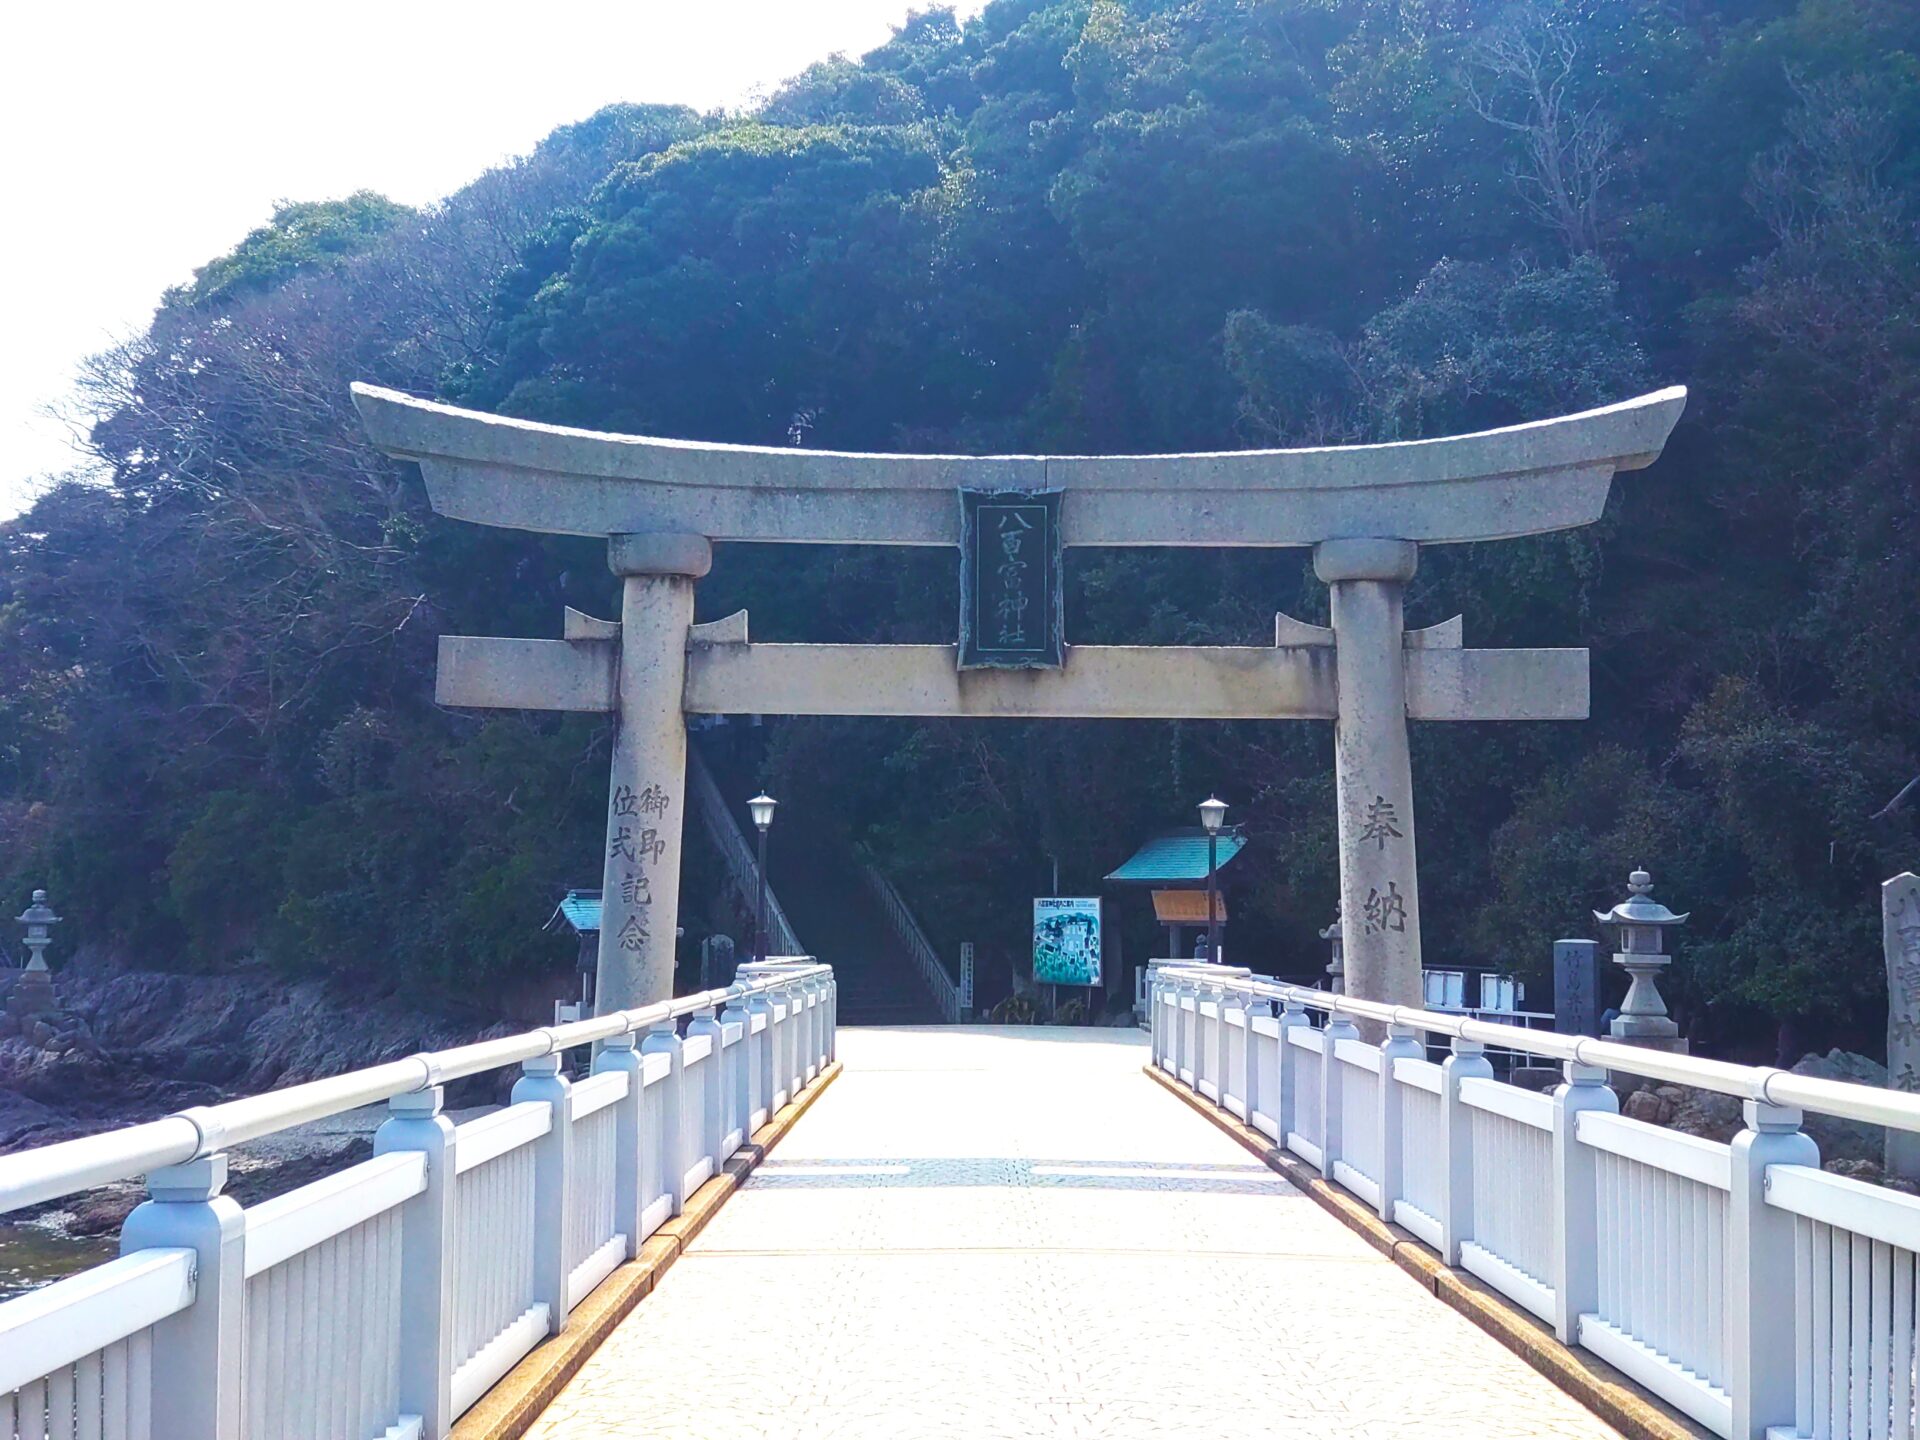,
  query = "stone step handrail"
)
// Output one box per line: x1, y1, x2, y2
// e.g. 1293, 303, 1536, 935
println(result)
856, 860, 961, 1023
685, 745, 802, 958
